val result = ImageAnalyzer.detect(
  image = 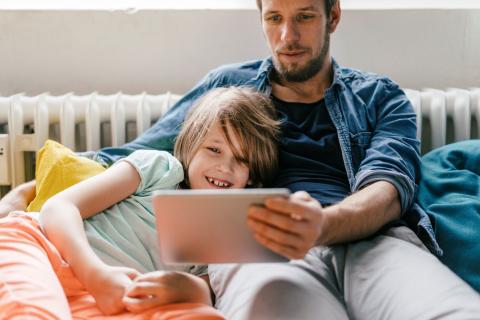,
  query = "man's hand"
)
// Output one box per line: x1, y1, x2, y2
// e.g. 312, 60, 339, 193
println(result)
85, 265, 140, 315
247, 191, 325, 259
0, 180, 36, 218
123, 271, 211, 313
